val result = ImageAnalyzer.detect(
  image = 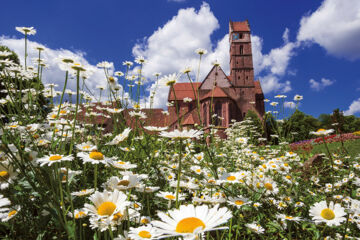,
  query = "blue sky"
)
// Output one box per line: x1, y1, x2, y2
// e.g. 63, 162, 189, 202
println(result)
1, 0, 360, 117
